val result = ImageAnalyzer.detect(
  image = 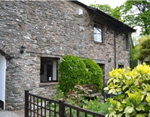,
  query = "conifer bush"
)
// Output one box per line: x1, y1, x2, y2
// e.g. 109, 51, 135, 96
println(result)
104, 63, 150, 117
